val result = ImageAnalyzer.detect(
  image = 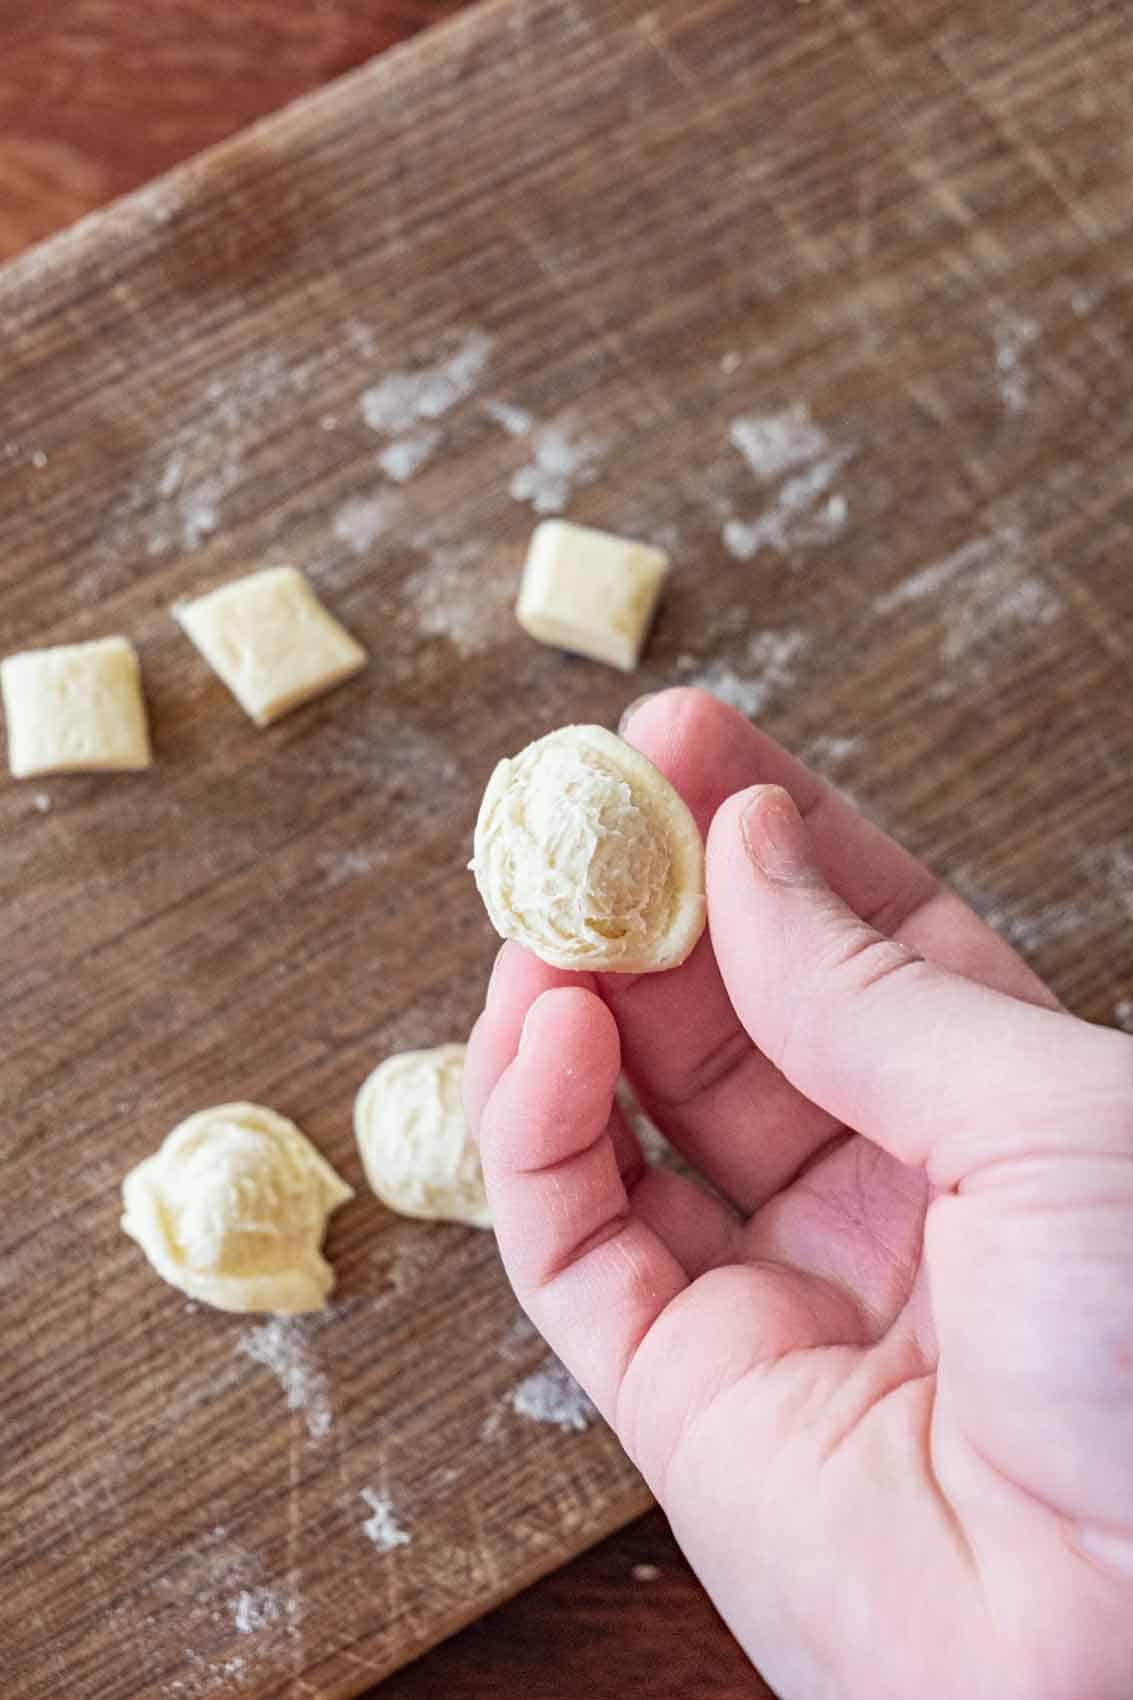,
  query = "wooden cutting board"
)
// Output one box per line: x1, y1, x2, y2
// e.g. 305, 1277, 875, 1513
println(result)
3, 1, 1132, 1695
